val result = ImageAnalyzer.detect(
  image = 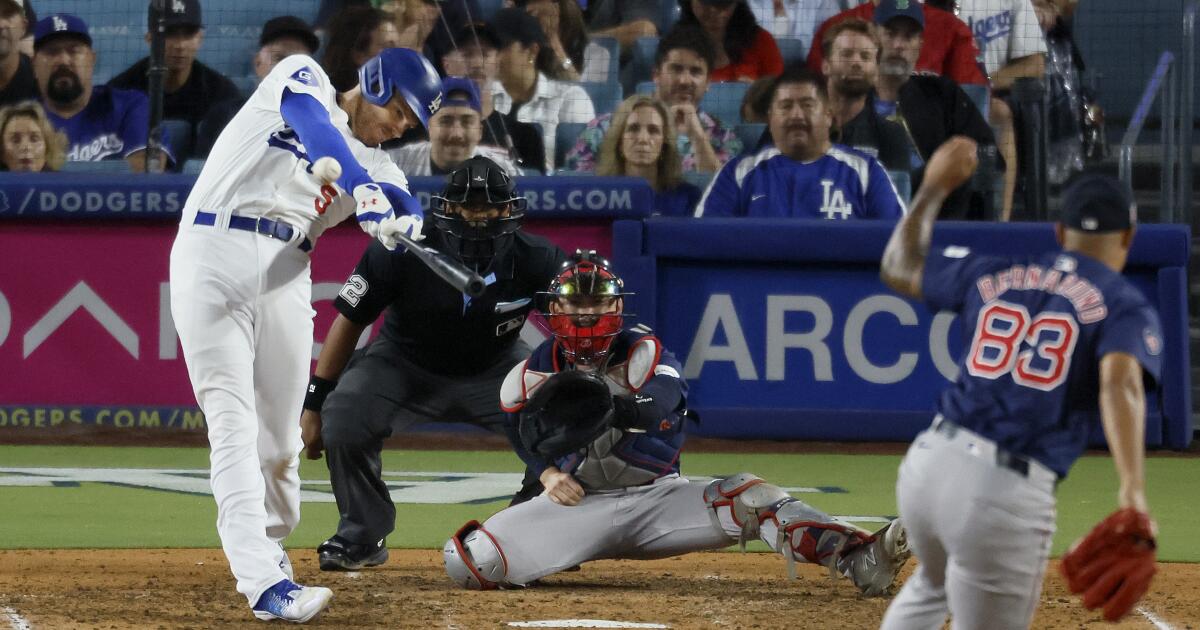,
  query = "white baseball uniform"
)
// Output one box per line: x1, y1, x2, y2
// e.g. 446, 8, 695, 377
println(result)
169, 54, 410, 605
